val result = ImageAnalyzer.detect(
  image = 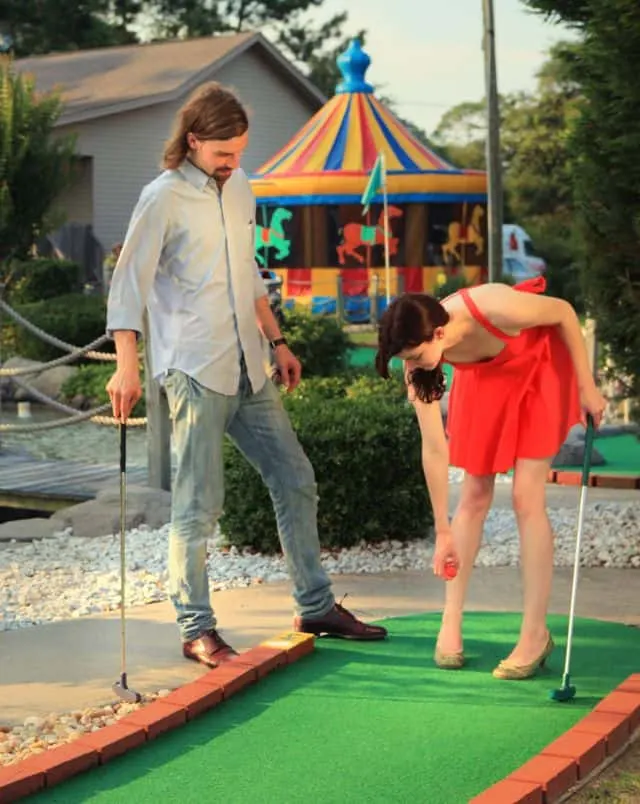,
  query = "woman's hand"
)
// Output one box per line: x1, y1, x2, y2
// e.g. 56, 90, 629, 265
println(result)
432, 527, 459, 579
579, 382, 607, 428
